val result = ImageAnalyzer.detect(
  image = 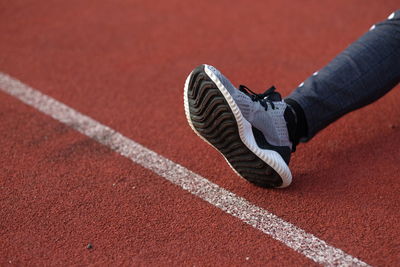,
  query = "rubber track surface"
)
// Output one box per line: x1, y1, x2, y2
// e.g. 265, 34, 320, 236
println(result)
1, 1, 399, 266
187, 66, 282, 188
